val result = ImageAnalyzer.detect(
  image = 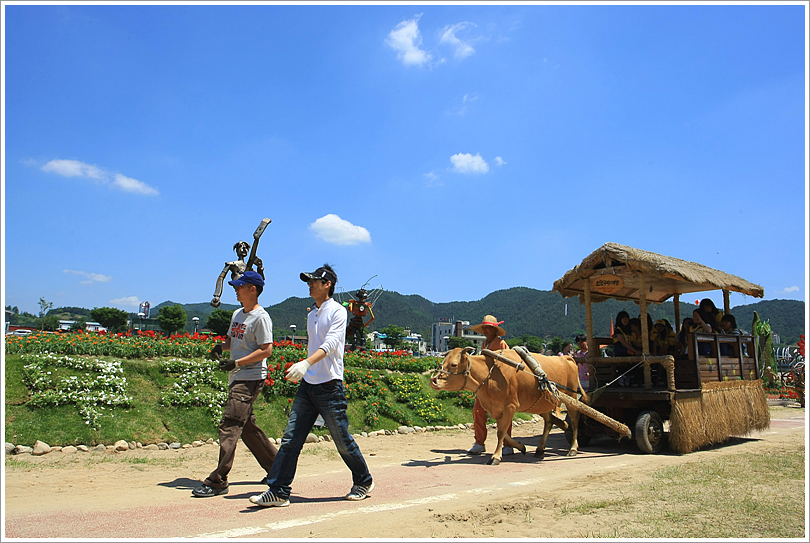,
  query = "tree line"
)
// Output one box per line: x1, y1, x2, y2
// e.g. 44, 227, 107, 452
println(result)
8, 288, 804, 347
